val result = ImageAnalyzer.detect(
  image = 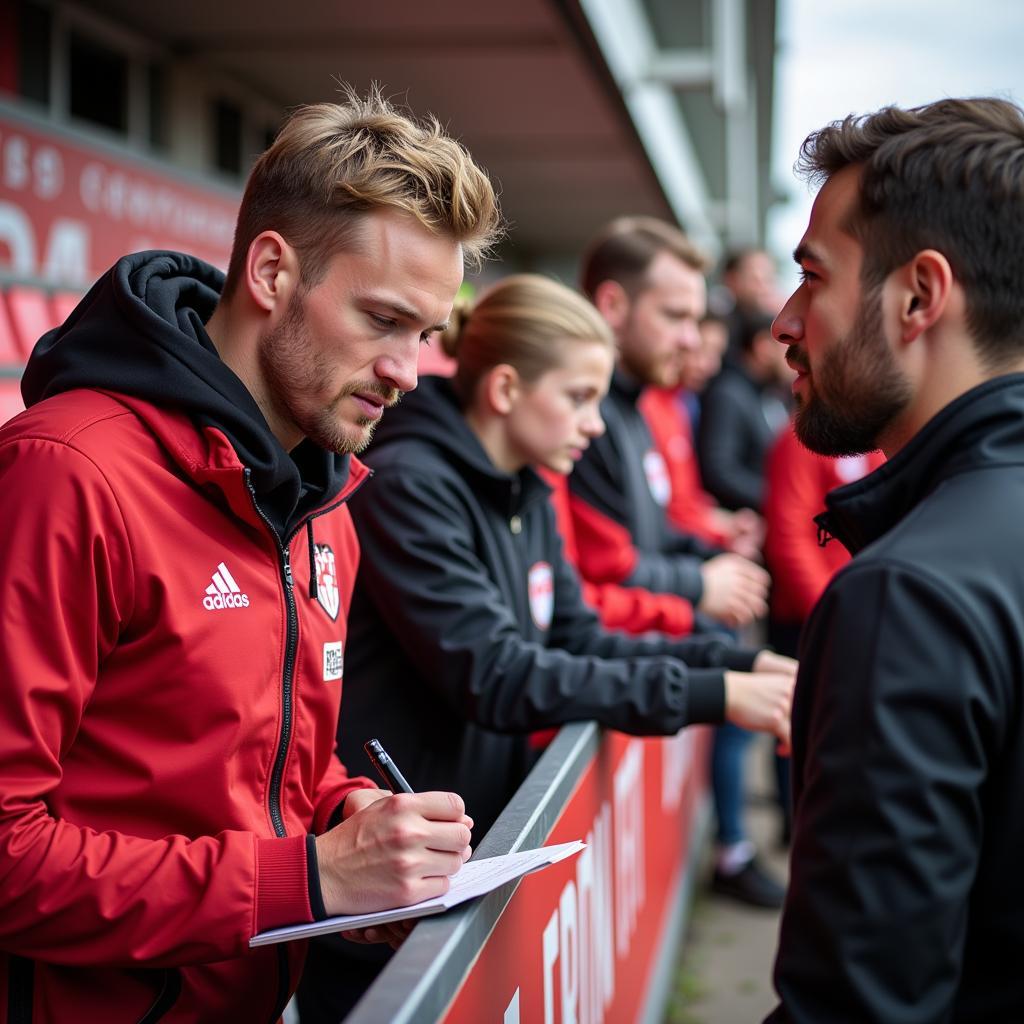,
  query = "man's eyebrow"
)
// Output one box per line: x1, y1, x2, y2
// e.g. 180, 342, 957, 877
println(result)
793, 242, 823, 267
372, 298, 448, 334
